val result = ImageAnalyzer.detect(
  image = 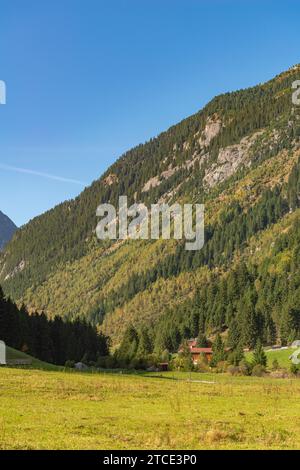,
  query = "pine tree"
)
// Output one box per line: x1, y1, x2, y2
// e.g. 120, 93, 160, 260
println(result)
211, 334, 226, 366
137, 328, 152, 357
178, 340, 193, 371
228, 343, 244, 366
240, 292, 259, 348
252, 339, 267, 367
227, 318, 241, 349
